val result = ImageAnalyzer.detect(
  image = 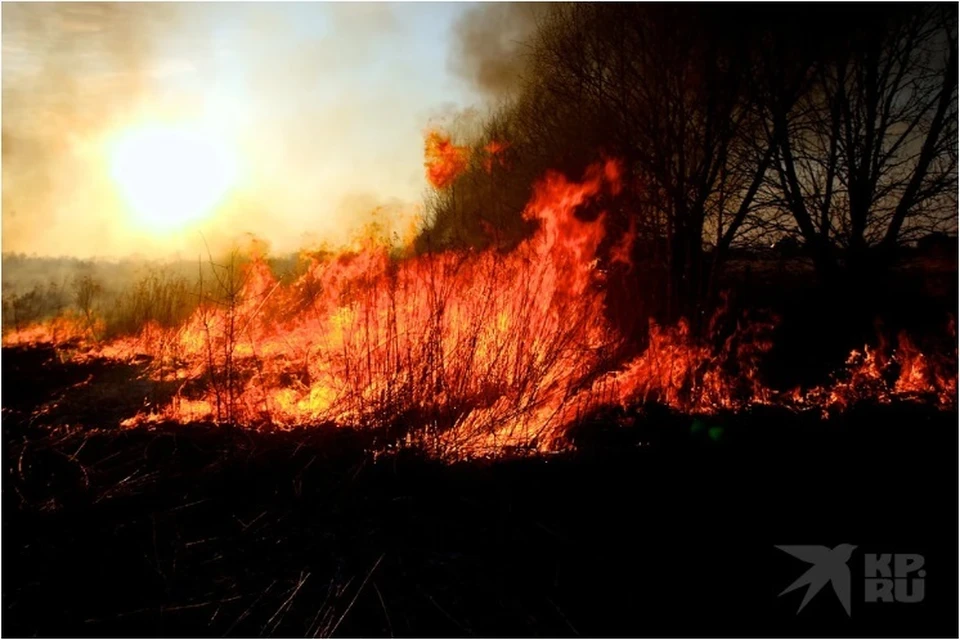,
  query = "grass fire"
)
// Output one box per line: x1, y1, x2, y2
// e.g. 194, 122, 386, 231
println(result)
3, 3, 957, 637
